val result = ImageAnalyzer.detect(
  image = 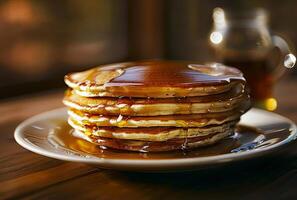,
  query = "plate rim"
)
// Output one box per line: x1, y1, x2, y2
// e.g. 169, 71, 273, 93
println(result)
14, 107, 297, 168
